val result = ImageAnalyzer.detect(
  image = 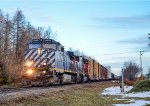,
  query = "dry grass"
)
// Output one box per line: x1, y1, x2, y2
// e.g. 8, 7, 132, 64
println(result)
0, 81, 128, 106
